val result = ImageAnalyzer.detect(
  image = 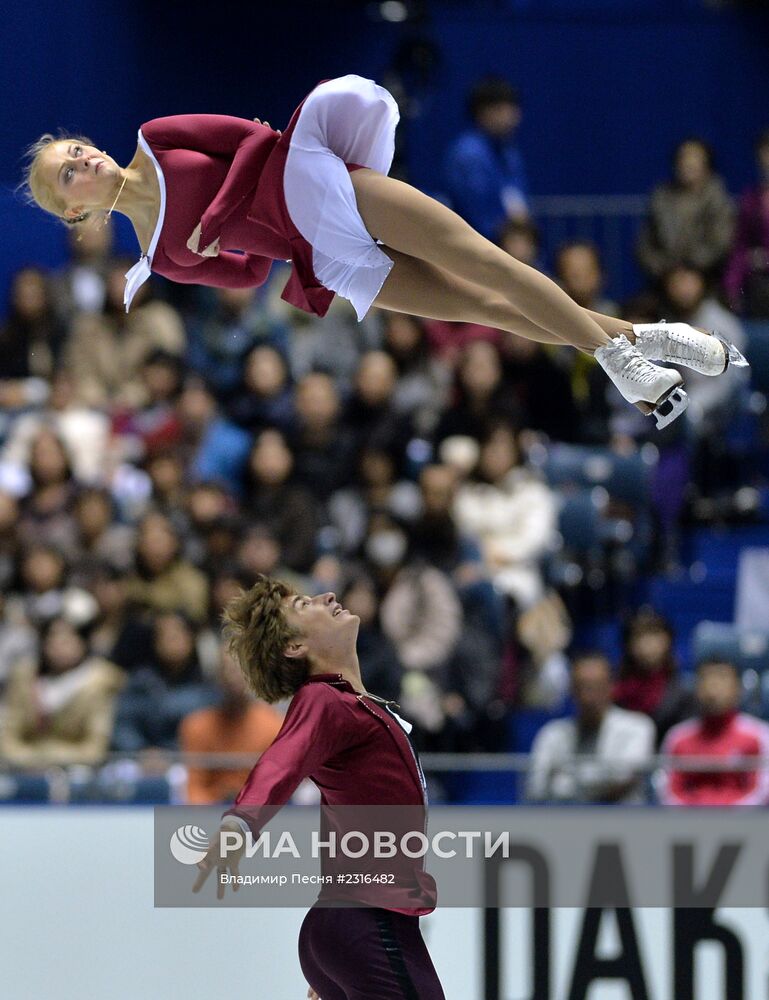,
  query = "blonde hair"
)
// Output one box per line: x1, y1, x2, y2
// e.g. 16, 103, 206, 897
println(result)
222, 575, 309, 703
17, 130, 100, 227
